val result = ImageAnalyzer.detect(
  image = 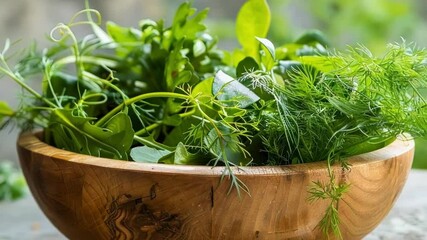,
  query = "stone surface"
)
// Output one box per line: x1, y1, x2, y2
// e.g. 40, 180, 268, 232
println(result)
0, 170, 426, 239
